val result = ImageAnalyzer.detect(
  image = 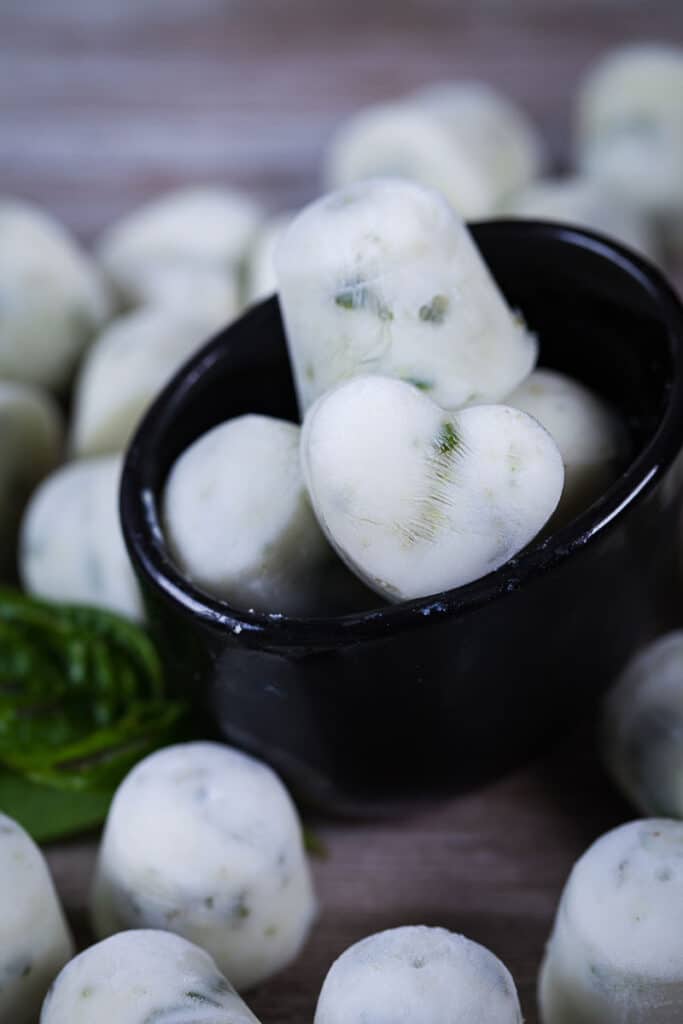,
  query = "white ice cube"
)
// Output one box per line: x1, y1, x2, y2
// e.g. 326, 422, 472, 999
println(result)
163, 414, 334, 614
276, 178, 537, 413
301, 376, 564, 601
91, 742, 317, 991
19, 454, 142, 619
315, 925, 523, 1024
539, 818, 683, 1023
0, 813, 74, 1024
40, 930, 261, 1024
0, 199, 110, 391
